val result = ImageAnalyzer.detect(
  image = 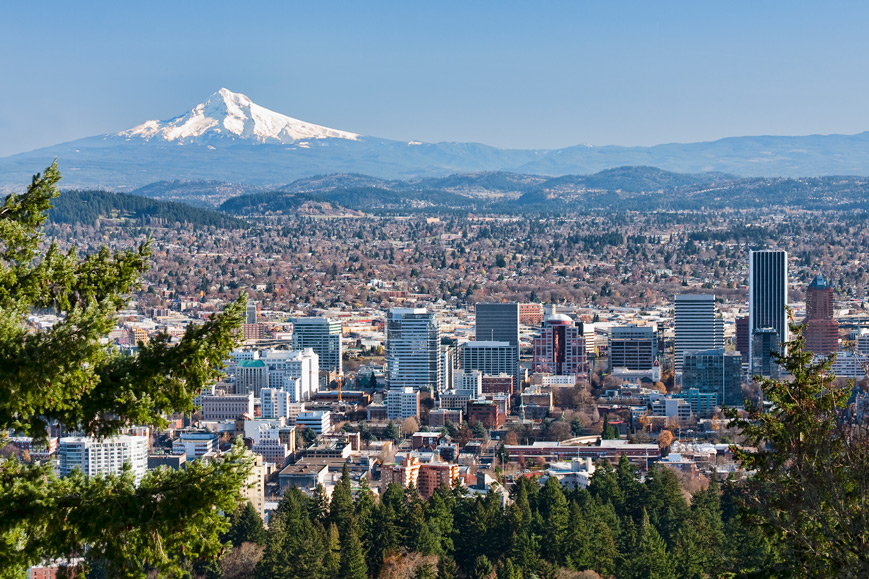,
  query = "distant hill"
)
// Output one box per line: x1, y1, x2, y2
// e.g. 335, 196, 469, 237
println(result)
3, 89, 869, 193
219, 167, 869, 215
48, 190, 249, 229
